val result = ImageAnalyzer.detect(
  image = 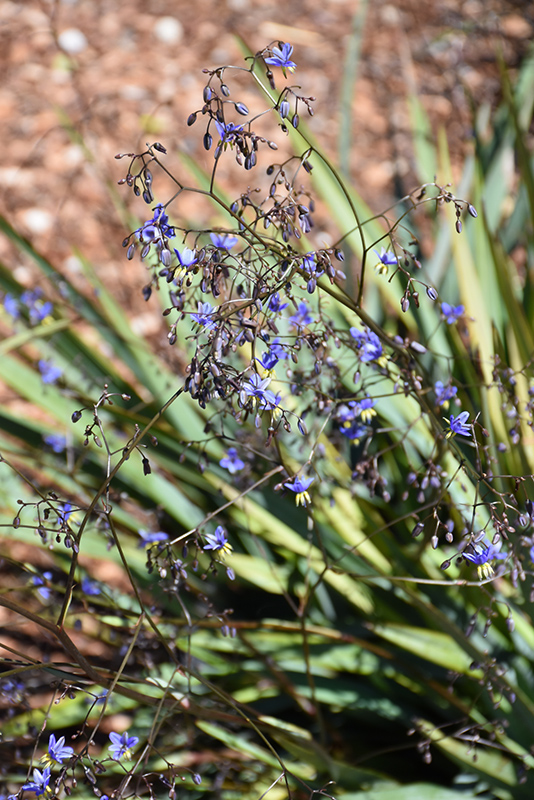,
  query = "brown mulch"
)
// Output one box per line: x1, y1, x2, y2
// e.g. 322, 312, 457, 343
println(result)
1, 1, 532, 291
